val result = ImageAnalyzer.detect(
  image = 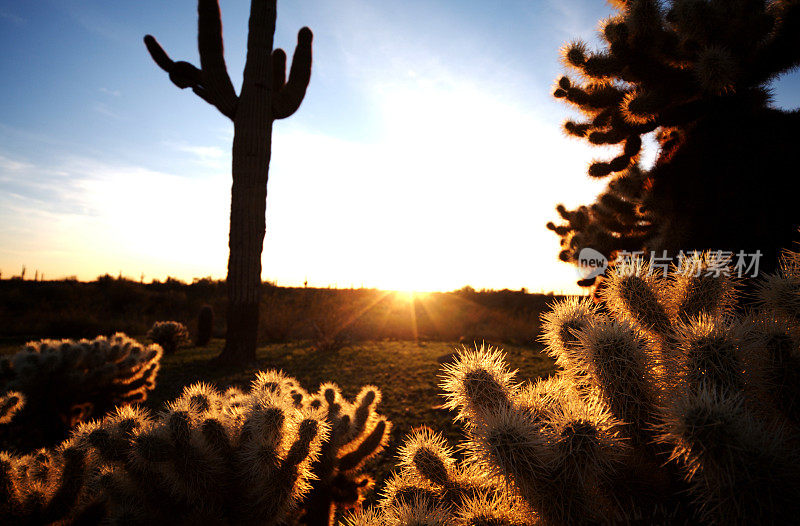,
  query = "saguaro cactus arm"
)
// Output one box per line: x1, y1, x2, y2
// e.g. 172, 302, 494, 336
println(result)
197, 0, 238, 117
239, 0, 278, 101
237, 1, 312, 120
143, 36, 202, 89
273, 27, 313, 119
143, 0, 238, 119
